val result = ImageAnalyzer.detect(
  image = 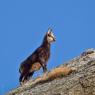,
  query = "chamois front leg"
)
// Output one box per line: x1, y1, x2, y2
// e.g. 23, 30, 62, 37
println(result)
43, 64, 47, 73
39, 59, 48, 73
